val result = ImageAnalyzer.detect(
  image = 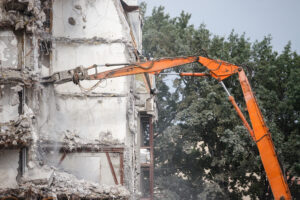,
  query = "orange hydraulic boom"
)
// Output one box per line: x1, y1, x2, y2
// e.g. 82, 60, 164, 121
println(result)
42, 56, 292, 199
